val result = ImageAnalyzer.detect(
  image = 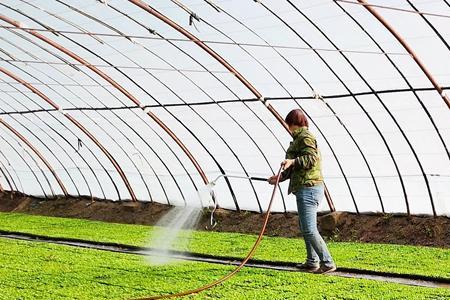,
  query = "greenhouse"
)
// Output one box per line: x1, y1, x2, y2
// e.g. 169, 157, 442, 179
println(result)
0, 1, 449, 299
